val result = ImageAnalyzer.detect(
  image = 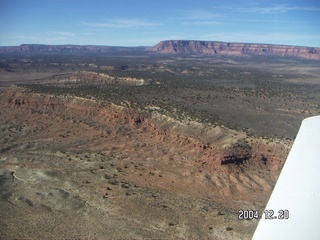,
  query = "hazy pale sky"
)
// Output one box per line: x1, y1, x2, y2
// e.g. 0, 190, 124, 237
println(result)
0, 0, 319, 47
